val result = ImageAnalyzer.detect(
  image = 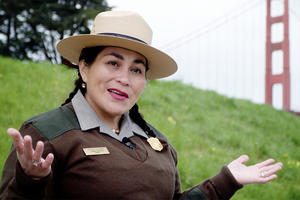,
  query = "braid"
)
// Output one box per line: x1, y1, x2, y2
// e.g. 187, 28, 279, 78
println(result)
129, 104, 156, 137
61, 70, 86, 106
